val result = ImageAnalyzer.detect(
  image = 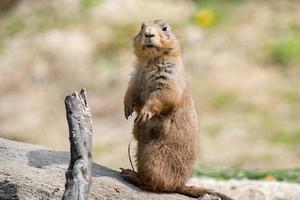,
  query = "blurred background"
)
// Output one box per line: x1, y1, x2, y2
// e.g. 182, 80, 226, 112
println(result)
0, 0, 299, 172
